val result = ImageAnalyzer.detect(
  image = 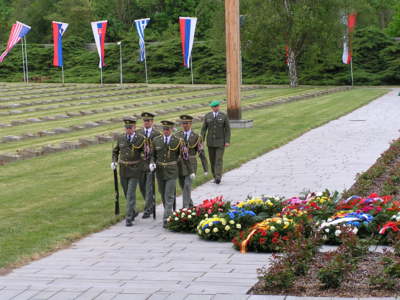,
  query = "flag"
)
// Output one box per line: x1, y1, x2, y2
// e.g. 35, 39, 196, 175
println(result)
179, 17, 197, 68
52, 21, 68, 67
0, 21, 31, 63
342, 13, 357, 64
134, 18, 150, 62
91, 20, 108, 68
